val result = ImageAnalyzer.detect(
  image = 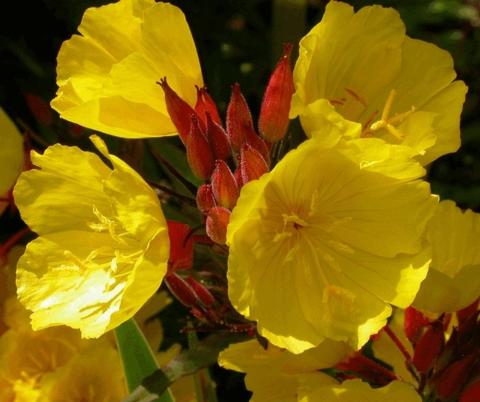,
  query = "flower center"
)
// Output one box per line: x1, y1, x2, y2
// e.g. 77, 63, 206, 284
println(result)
330, 88, 416, 140
282, 213, 309, 231
367, 89, 416, 139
